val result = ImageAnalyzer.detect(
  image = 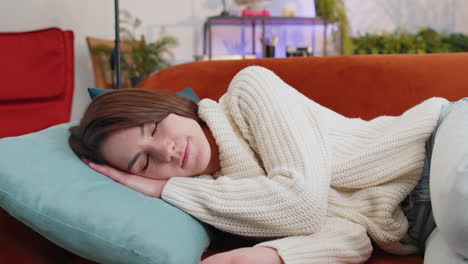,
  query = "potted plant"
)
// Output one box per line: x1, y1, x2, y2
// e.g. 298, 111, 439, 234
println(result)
314, 0, 352, 55
119, 10, 178, 86
90, 10, 178, 88
351, 27, 468, 55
